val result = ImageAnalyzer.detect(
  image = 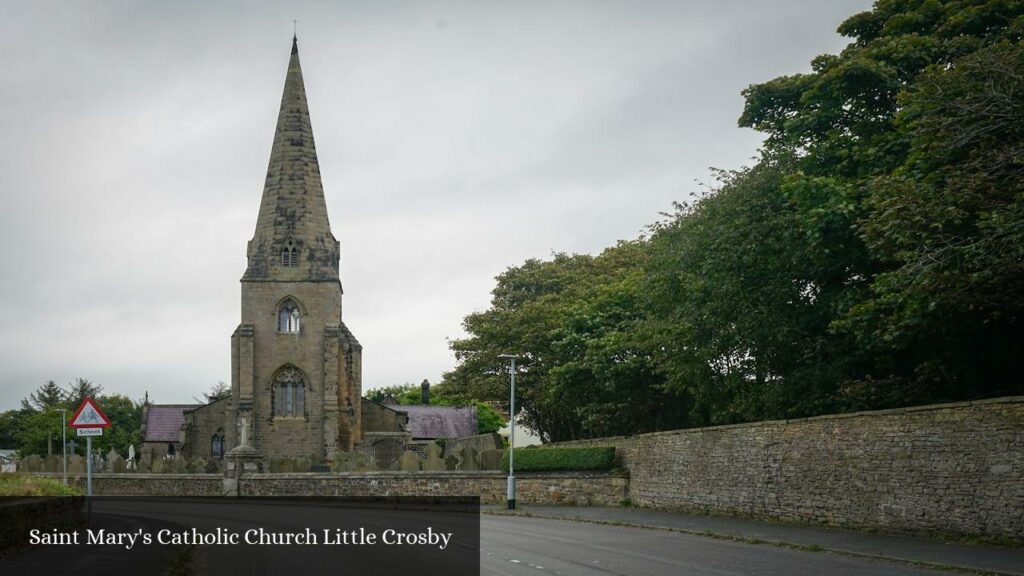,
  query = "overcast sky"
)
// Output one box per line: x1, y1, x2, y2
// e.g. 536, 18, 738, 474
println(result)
0, 0, 872, 410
